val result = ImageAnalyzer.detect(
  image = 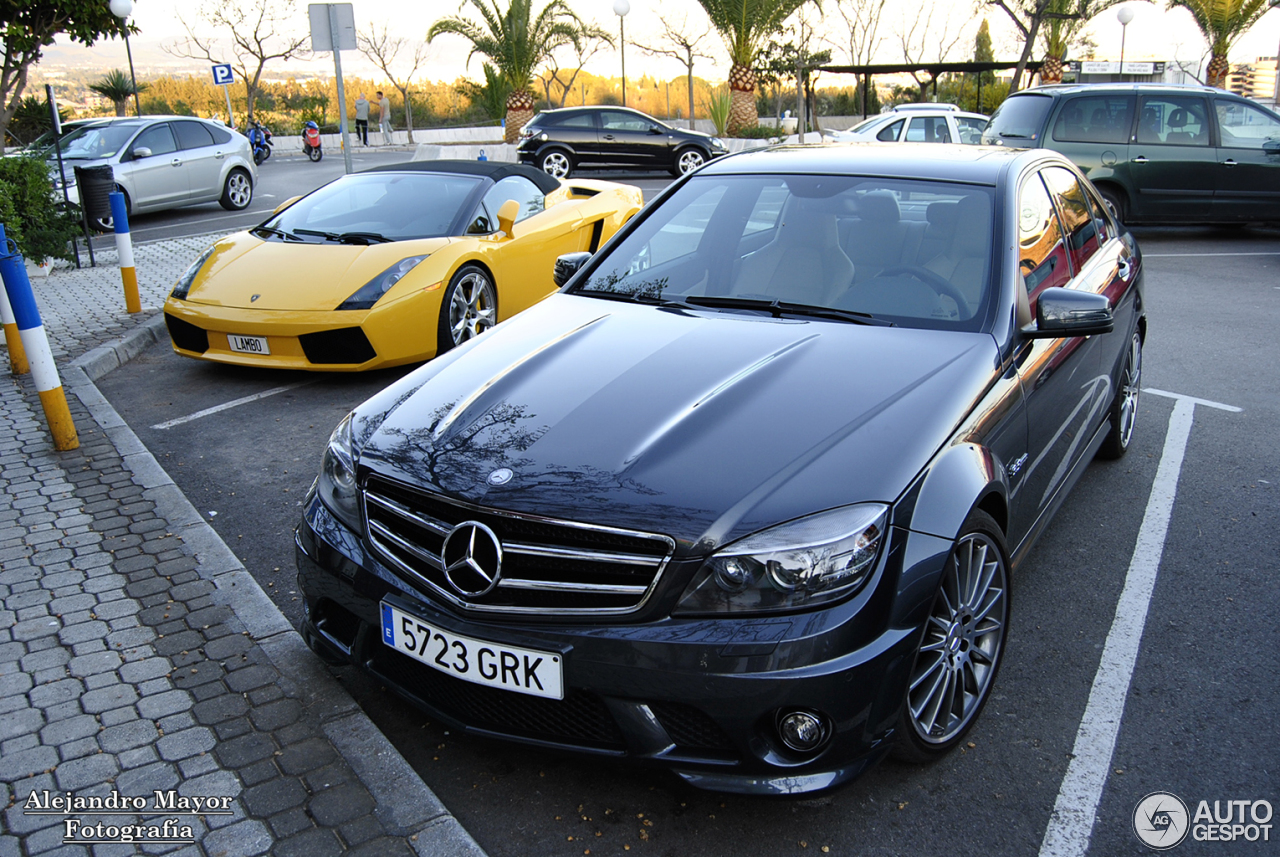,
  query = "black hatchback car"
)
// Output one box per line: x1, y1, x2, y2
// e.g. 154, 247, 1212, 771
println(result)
296, 143, 1145, 794
517, 106, 728, 178
982, 83, 1280, 223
